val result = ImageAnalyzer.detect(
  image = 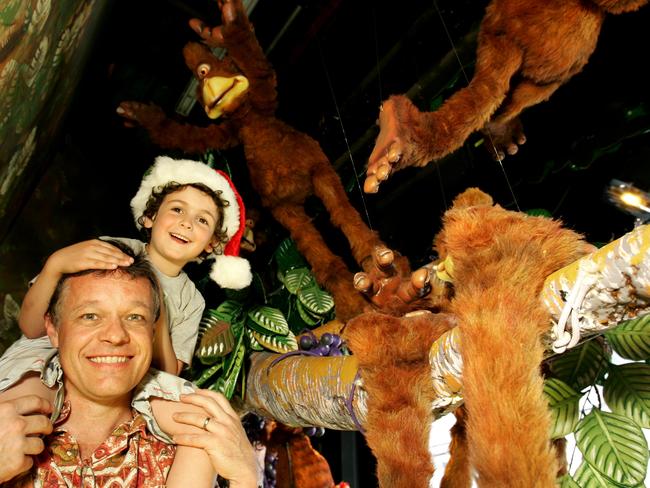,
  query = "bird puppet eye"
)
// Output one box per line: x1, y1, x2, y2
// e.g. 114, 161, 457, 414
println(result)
197, 63, 210, 79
